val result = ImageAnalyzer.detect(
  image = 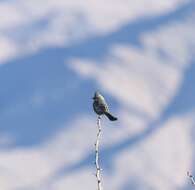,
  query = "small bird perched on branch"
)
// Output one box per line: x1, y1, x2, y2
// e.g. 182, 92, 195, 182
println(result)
93, 91, 117, 121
